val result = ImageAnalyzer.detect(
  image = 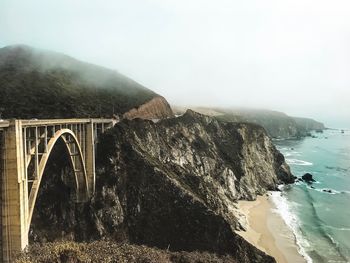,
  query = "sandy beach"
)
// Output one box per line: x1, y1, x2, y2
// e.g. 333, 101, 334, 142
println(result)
236, 194, 306, 263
